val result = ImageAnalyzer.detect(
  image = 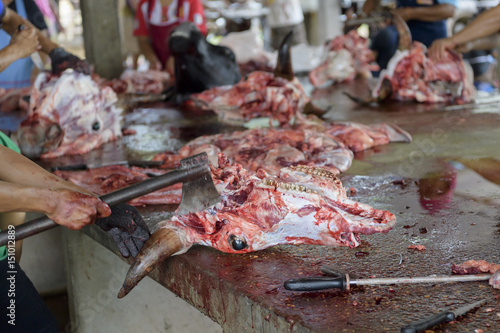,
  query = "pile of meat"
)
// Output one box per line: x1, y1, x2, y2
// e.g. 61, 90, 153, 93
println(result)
97, 69, 171, 95
309, 30, 379, 87
53, 121, 410, 206
118, 153, 397, 297
373, 42, 475, 104
190, 71, 309, 126
0, 87, 31, 112
16, 70, 123, 159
